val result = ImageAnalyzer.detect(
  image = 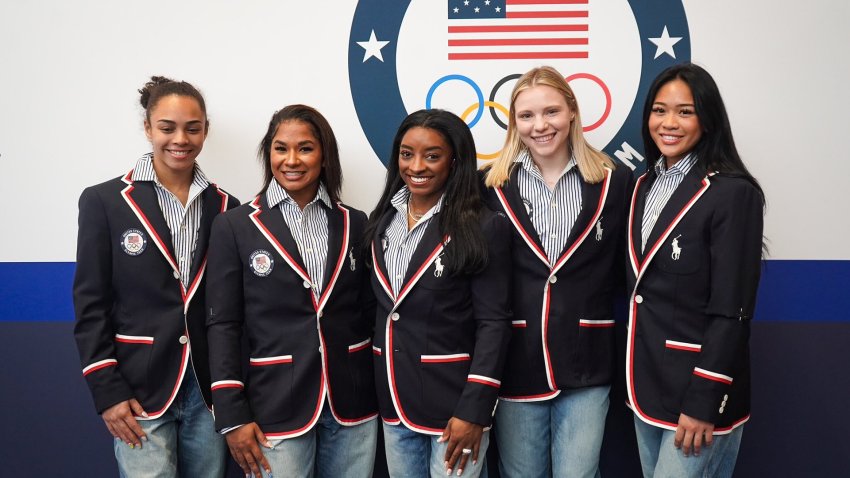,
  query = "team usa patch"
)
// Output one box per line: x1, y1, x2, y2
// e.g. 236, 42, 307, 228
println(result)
120, 229, 147, 256
249, 250, 274, 277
